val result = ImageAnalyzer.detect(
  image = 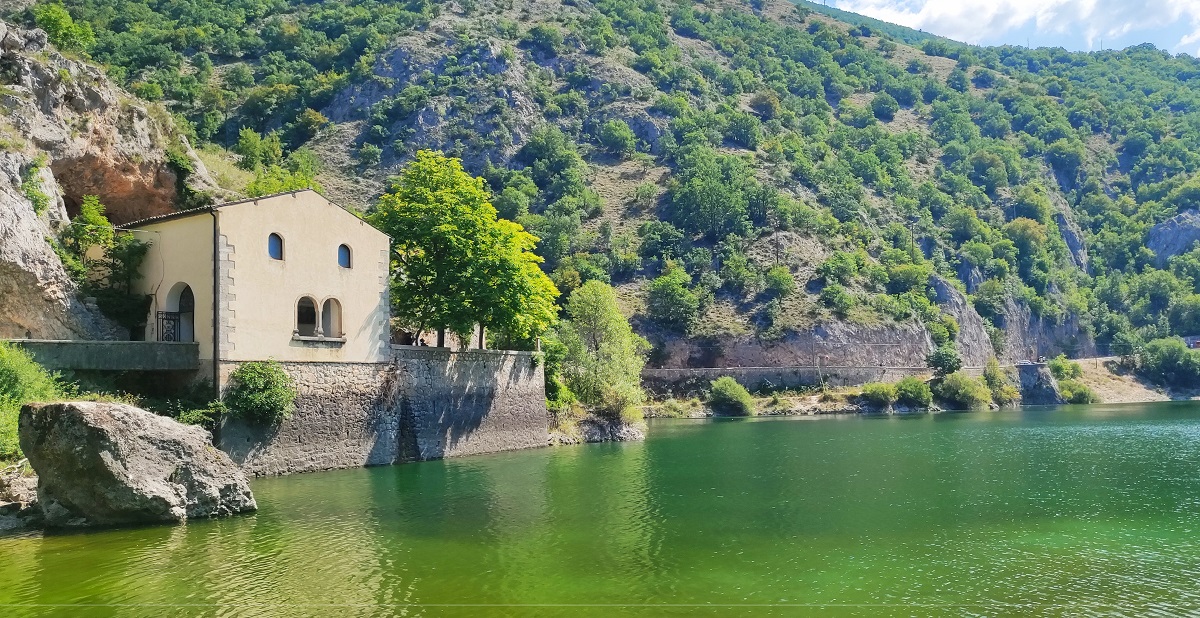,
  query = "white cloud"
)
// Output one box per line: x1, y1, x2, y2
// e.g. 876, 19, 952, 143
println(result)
833, 0, 1200, 52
